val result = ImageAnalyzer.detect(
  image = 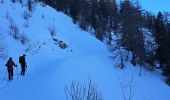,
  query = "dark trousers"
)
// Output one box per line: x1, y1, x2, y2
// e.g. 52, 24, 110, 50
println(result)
8, 69, 13, 80
20, 64, 26, 76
